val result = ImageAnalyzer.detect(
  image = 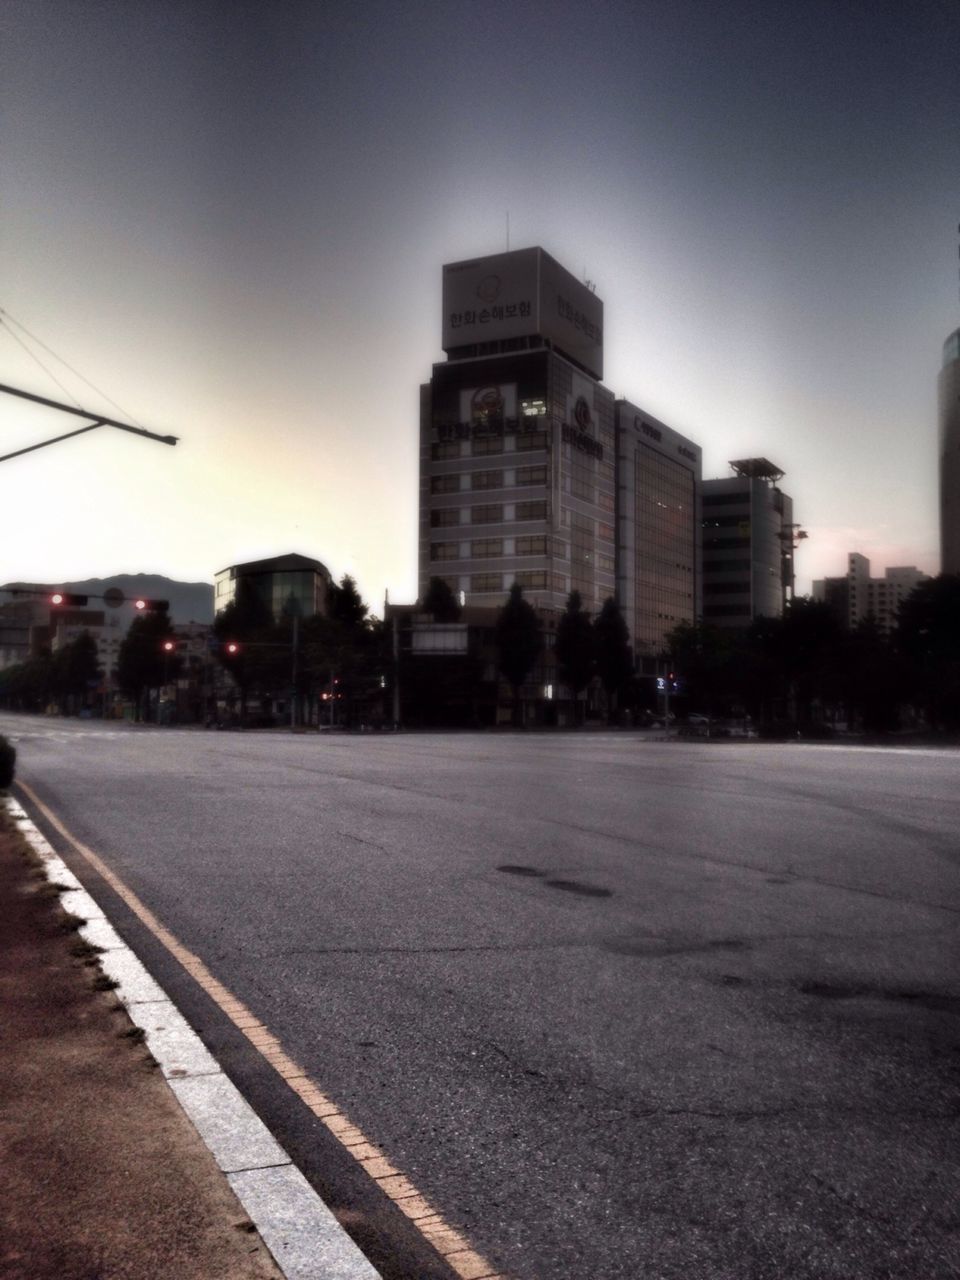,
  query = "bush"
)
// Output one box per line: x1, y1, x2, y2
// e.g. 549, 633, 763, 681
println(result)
0, 735, 15, 788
